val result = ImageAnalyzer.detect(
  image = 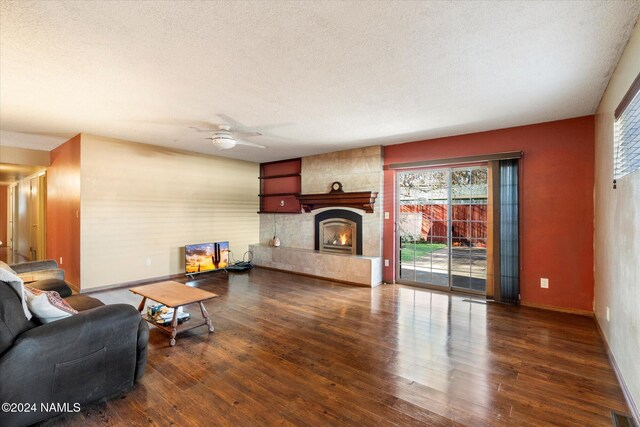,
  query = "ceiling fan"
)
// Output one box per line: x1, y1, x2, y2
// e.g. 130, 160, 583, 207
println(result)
190, 124, 266, 150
